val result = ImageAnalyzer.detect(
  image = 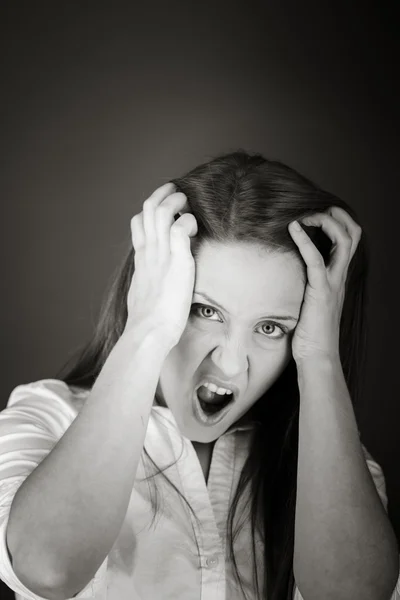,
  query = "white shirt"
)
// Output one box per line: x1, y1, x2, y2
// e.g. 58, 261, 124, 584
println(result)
0, 379, 398, 600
